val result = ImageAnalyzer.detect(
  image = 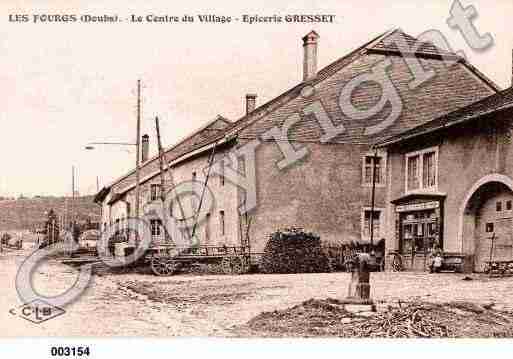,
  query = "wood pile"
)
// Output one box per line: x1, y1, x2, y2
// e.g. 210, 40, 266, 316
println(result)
343, 302, 452, 338
241, 299, 513, 338
260, 228, 331, 273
